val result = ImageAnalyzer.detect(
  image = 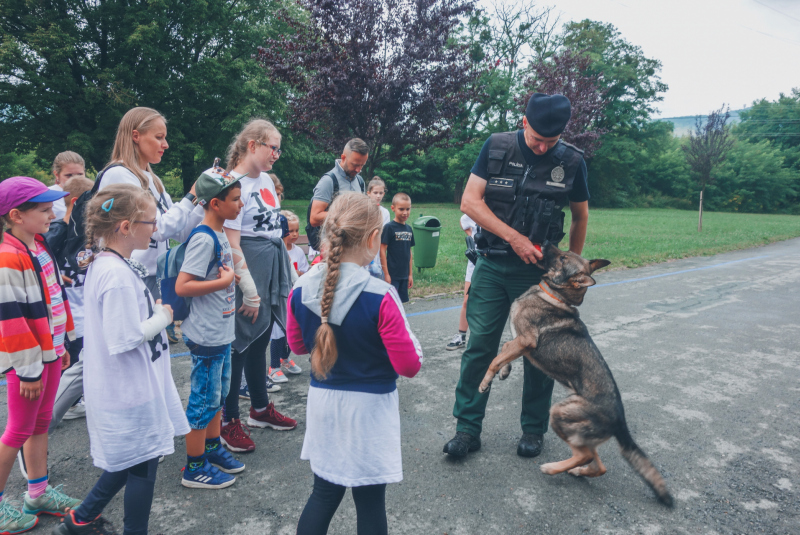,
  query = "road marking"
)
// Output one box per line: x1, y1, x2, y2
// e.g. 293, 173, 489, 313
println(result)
406, 254, 771, 318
